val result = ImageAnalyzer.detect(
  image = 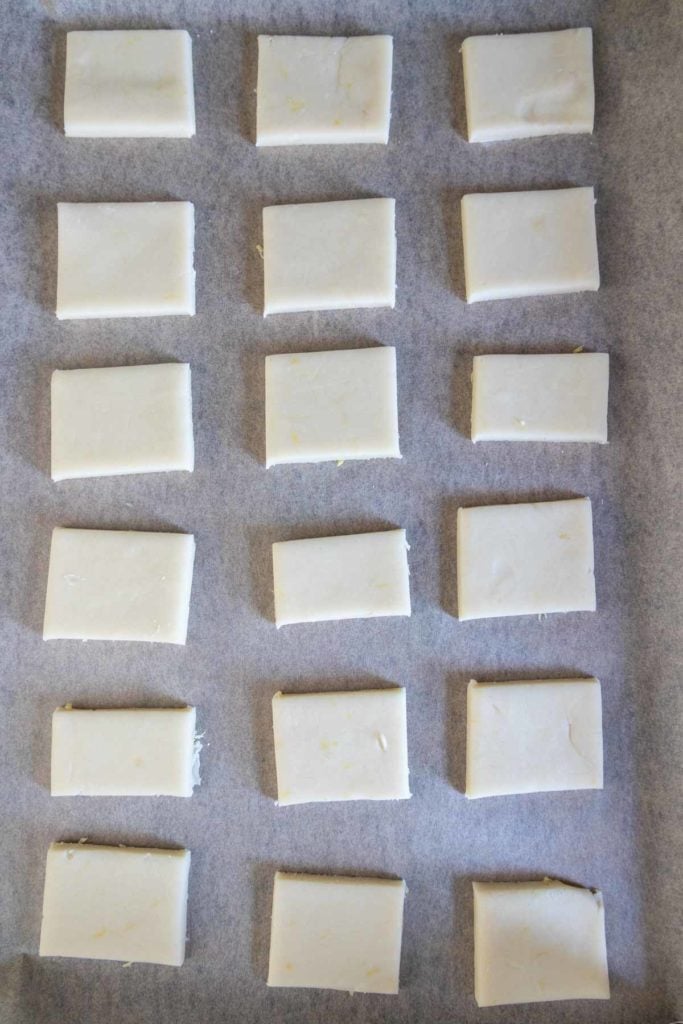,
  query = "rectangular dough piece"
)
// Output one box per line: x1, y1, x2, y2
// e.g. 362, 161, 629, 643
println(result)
268, 872, 406, 994
473, 879, 610, 1006
64, 30, 195, 138
466, 678, 603, 798
265, 347, 400, 467
461, 188, 599, 303
272, 688, 410, 805
39, 843, 191, 966
256, 35, 392, 146
43, 528, 196, 644
471, 353, 609, 443
272, 529, 410, 627
262, 198, 396, 315
457, 498, 595, 620
51, 706, 200, 797
462, 28, 594, 143
56, 202, 195, 320
51, 363, 195, 480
